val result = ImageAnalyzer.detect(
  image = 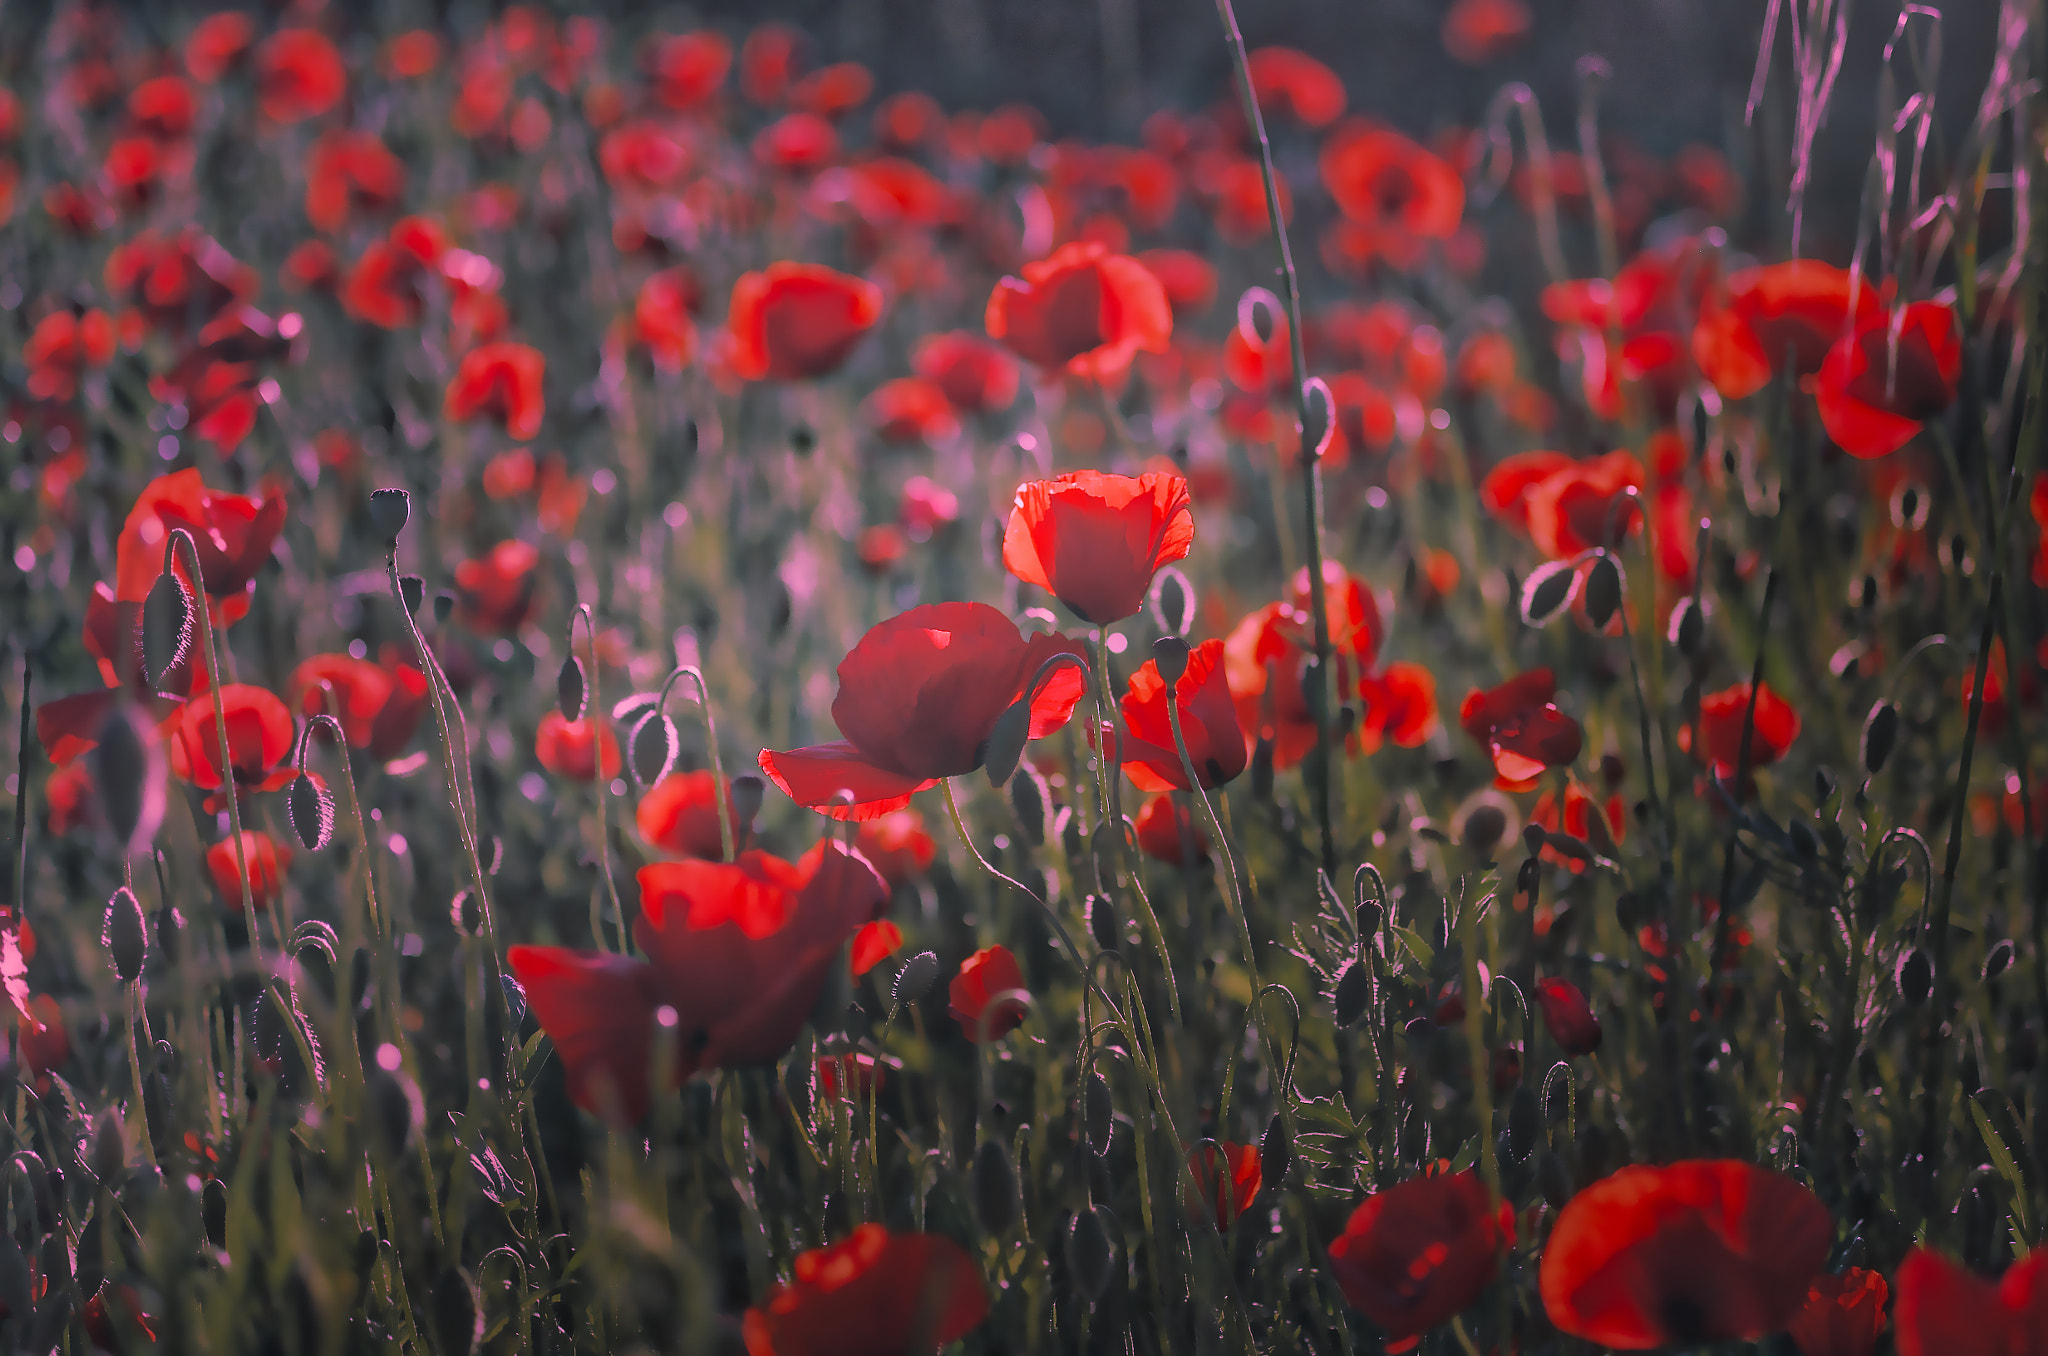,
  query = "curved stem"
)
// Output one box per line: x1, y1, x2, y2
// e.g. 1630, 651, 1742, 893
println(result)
656, 666, 735, 863
571, 605, 625, 948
